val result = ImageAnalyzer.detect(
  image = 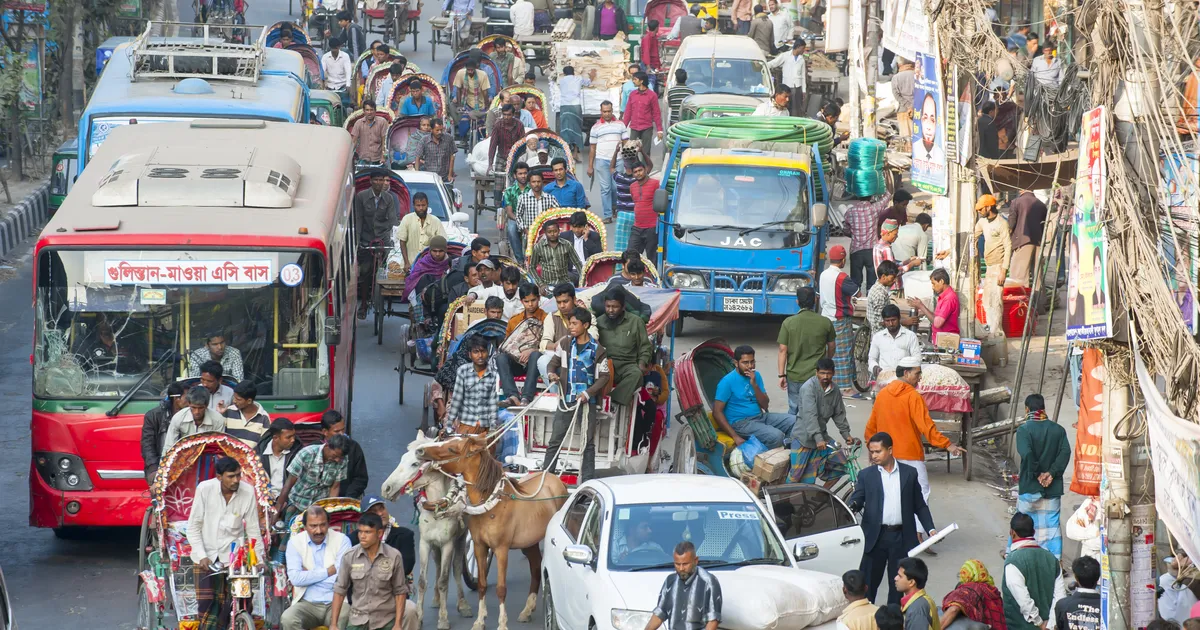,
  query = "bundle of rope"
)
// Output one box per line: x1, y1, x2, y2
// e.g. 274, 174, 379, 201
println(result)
663, 116, 836, 198
844, 137, 888, 198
